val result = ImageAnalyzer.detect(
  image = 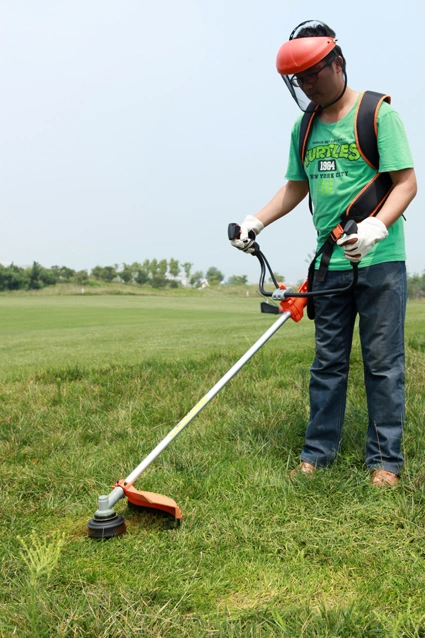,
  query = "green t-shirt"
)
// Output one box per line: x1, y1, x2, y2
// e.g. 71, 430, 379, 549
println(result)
285, 96, 414, 270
